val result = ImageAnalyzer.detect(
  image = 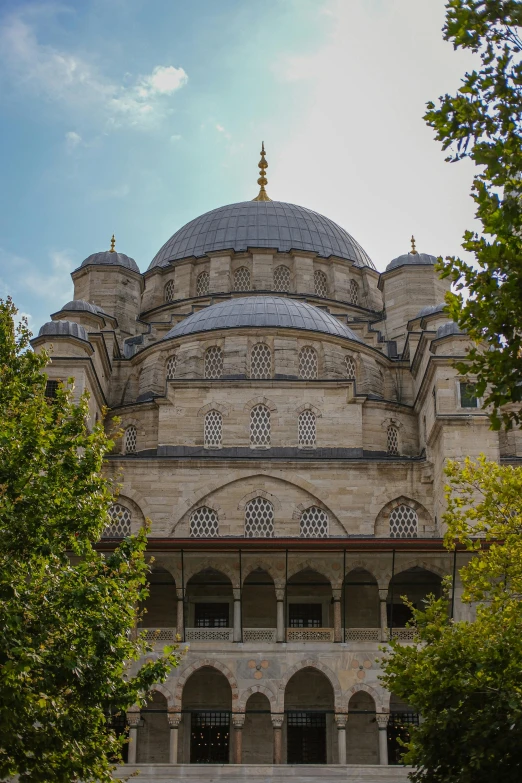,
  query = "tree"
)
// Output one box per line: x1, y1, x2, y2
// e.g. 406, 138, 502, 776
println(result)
0, 298, 180, 783
380, 455, 522, 783
425, 0, 522, 429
